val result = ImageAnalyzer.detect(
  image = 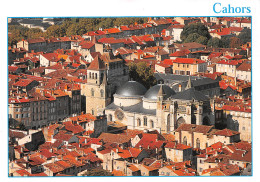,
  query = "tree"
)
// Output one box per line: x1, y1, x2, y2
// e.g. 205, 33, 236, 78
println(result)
83, 169, 113, 176
238, 28, 251, 44
230, 37, 241, 48
184, 33, 200, 43
45, 25, 64, 38
128, 62, 156, 89
18, 122, 27, 131
207, 37, 222, 48
8, 25, 44, 46
221, 37, 231, 48
196, 36, 208, 45
181, 23, 210, 42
